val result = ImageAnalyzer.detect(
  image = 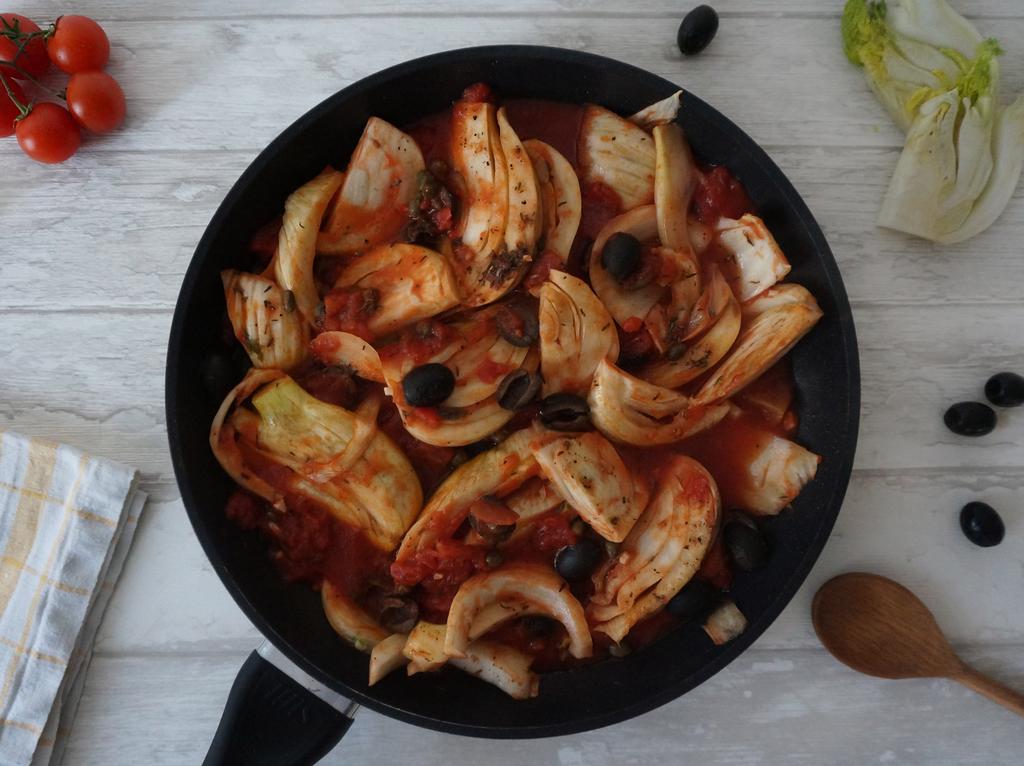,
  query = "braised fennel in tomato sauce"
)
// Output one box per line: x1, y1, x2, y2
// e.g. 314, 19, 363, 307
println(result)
209, 83, 823, 699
